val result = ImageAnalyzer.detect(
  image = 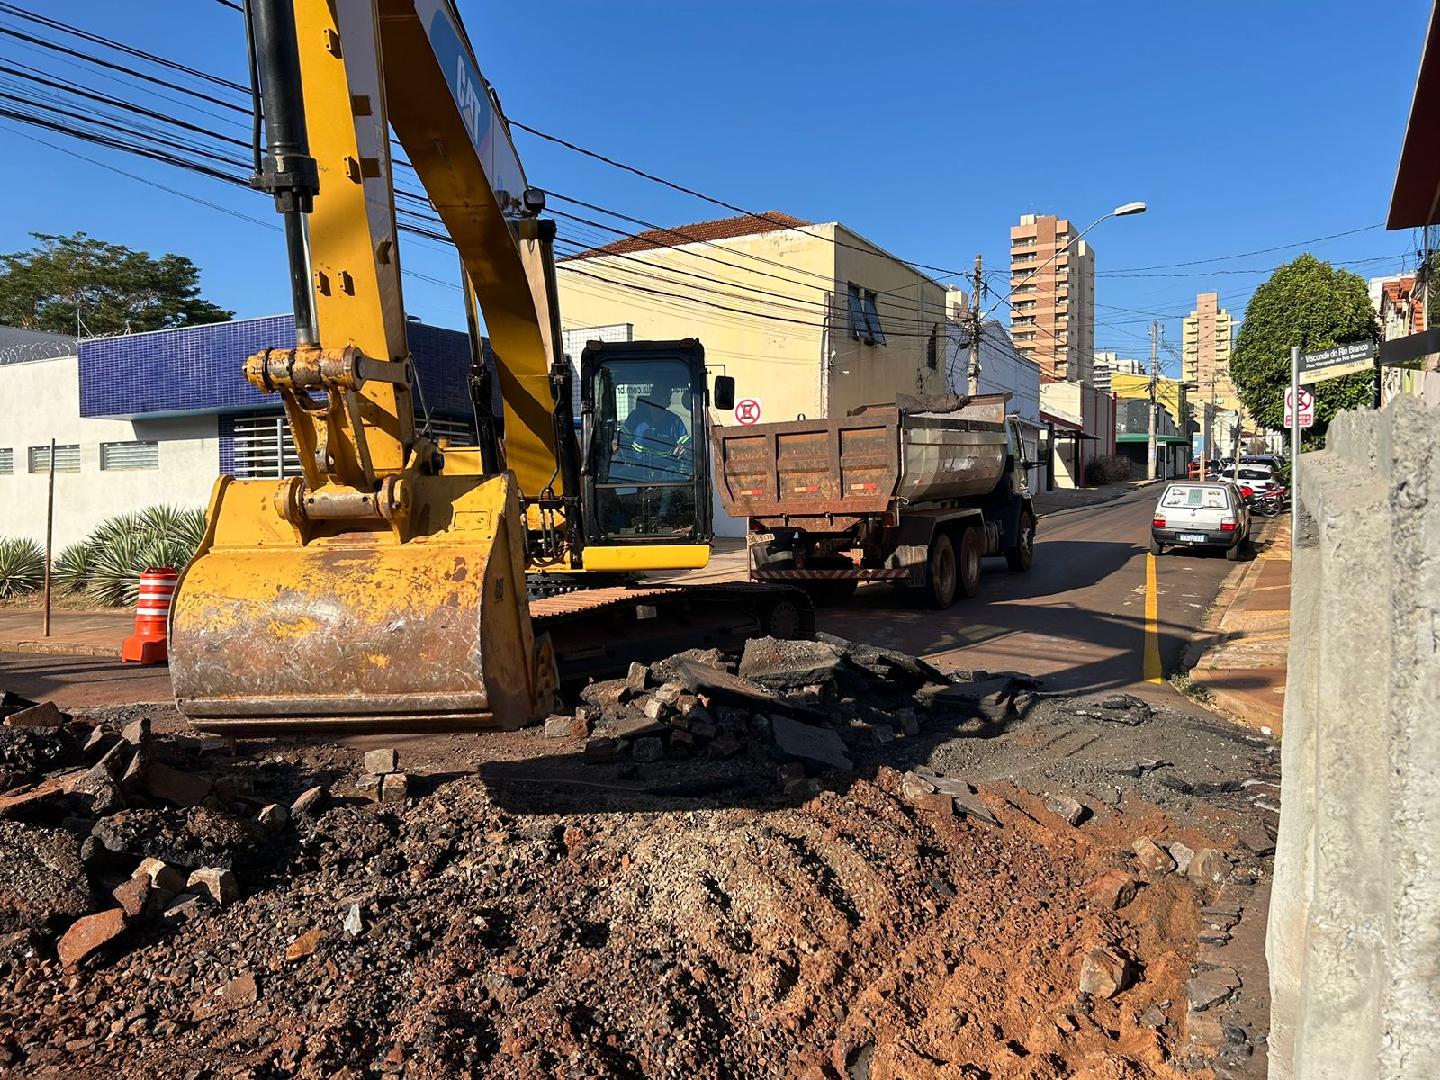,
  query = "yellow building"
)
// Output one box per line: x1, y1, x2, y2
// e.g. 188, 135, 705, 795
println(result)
1110, 371, 1185, 427
556, 213, 950, 426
